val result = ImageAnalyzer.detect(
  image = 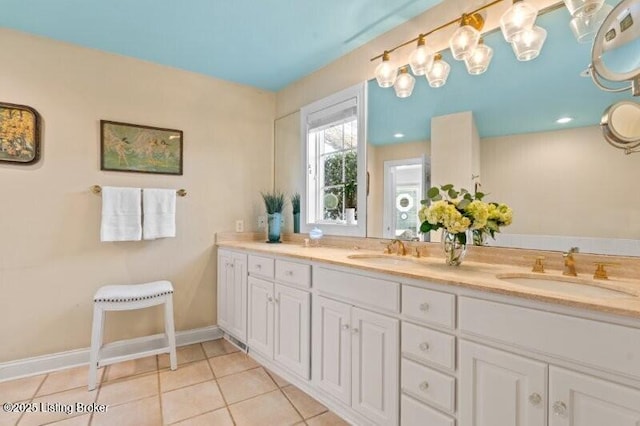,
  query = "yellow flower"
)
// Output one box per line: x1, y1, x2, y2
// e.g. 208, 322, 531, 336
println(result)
465, 200, 489, 230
